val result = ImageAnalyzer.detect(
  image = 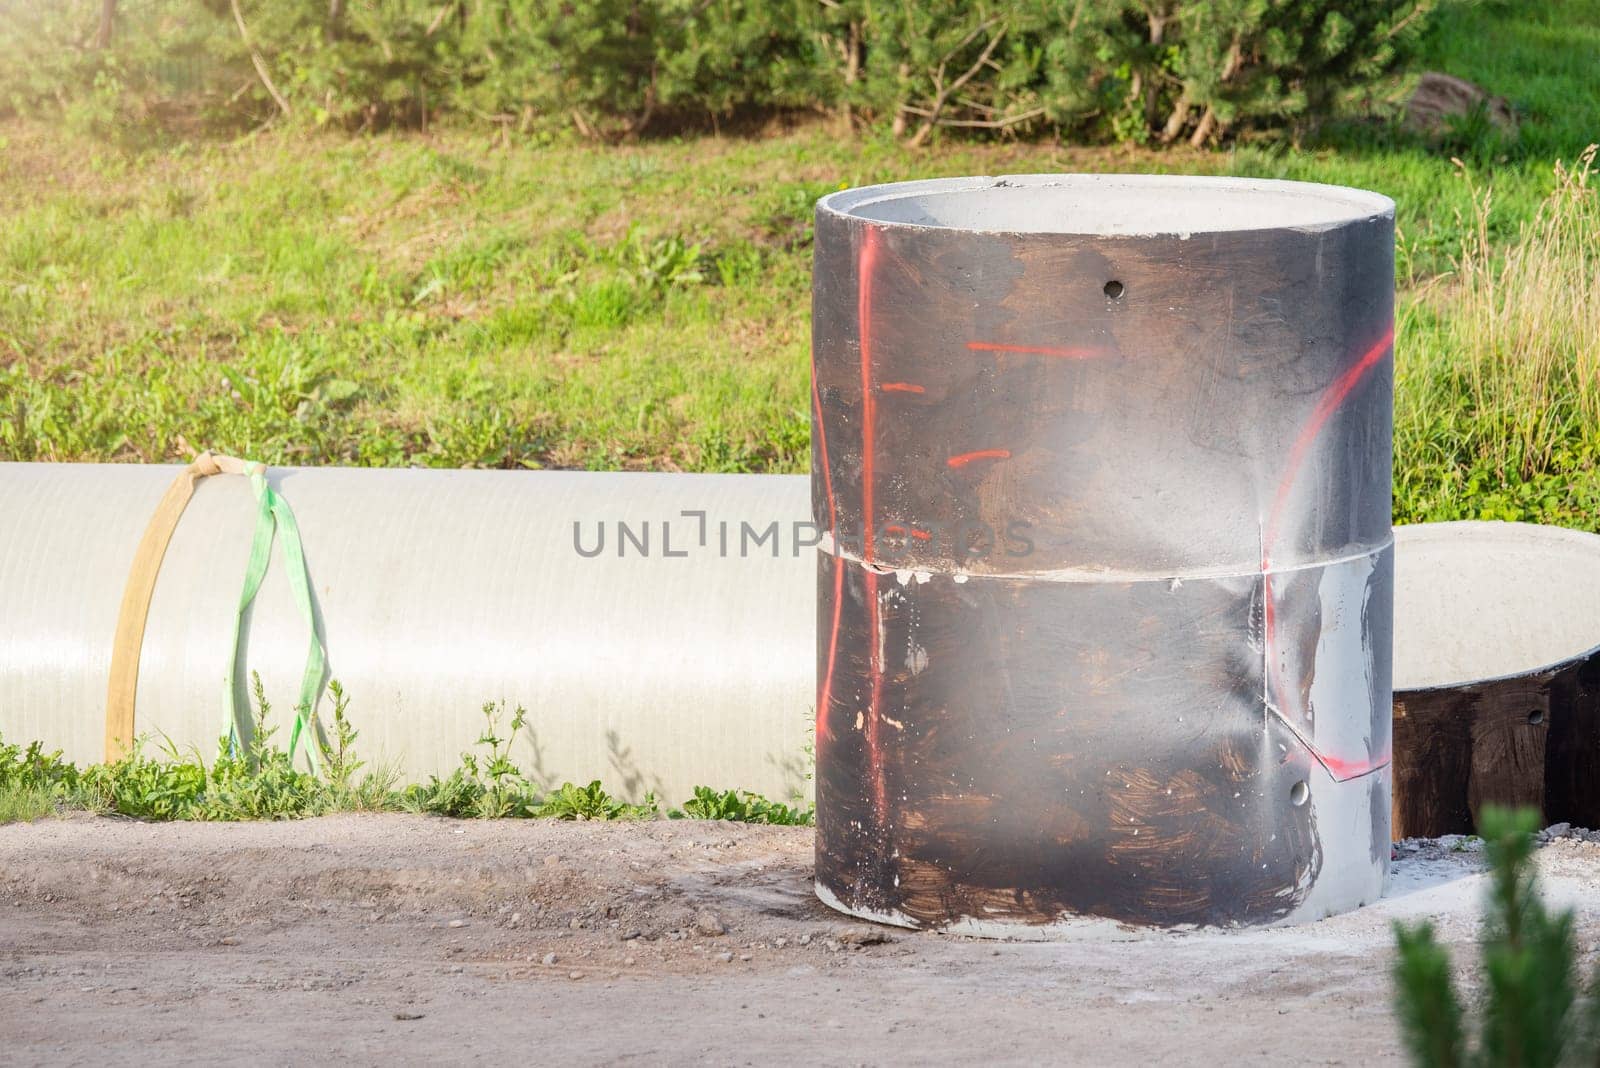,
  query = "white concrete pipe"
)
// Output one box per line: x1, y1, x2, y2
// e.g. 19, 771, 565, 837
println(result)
0, 463, 814, 803
8, 464, 1599, 834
